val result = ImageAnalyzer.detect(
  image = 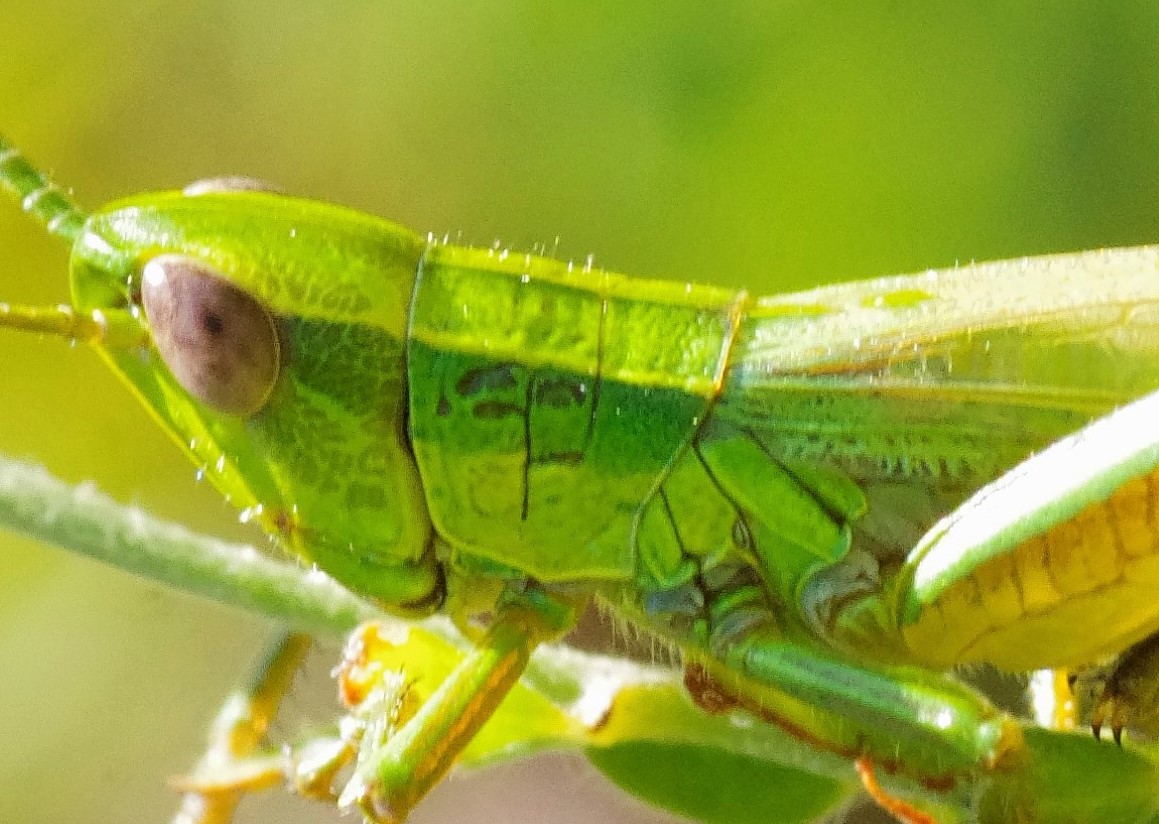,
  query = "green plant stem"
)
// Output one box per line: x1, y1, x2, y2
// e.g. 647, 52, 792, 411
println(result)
0, 454, 379, 634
